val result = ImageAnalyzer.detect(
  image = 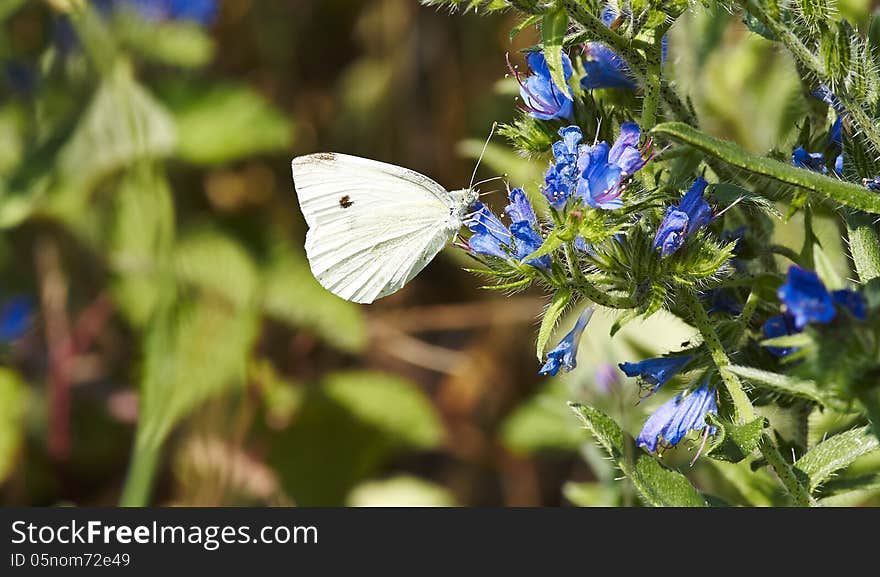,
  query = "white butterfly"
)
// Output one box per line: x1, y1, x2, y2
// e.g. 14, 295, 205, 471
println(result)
291, 153, 479, 304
